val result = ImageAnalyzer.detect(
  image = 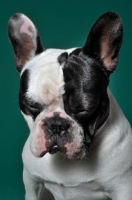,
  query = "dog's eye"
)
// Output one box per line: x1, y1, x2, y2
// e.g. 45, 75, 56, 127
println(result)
22, 100, 42, 114
27, 104, 40, 112
77, 110, 88, 115
77, 107, 95, 116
